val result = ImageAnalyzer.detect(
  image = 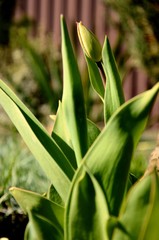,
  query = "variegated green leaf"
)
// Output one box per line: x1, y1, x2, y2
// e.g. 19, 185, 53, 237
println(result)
61, 15, 88, 165
112, 170, 159, 240
84, 83, 159, 216
65, 167, 109, 240
85, 55, 104, 100
102, 37, 125, 122
0, 80, 74, 202
10, 187, 64, 240
87, 118, 101, 148
52, 101, 77, 169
